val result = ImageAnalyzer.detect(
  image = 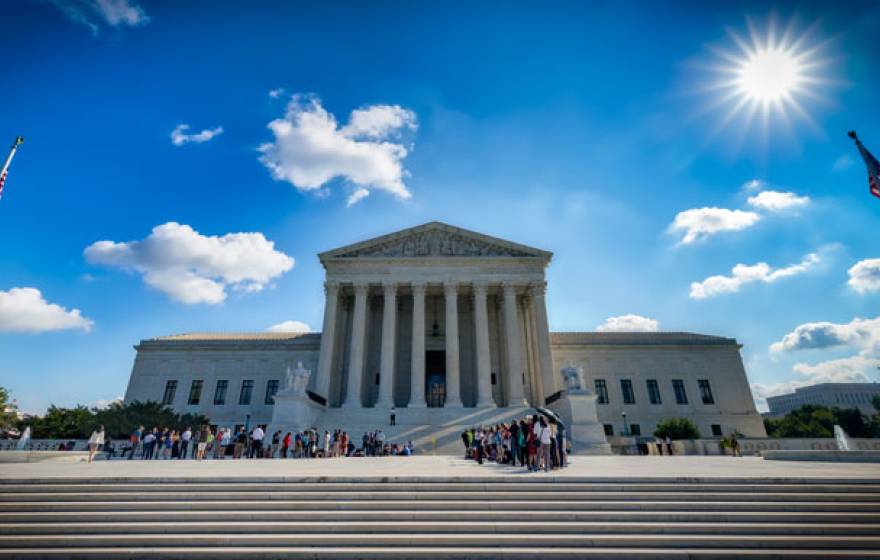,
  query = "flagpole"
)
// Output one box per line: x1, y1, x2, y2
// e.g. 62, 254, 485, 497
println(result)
0, 136, 24, 179
0, 136, 24, 201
